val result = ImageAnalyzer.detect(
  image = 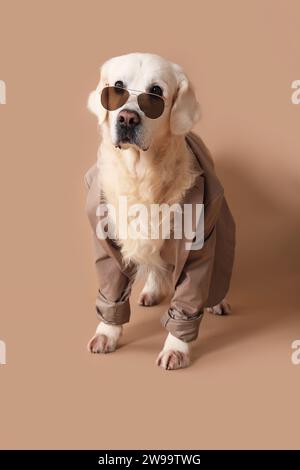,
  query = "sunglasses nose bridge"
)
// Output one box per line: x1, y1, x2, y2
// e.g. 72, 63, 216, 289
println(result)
123, 91, 140, 112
